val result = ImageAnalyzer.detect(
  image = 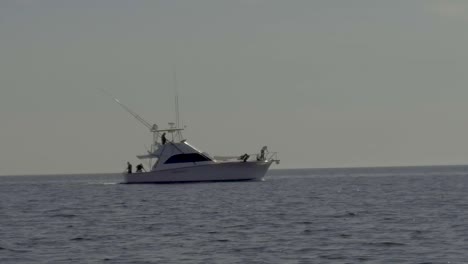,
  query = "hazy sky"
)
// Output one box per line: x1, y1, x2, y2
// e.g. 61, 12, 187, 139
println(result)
2, 0, 468, 175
